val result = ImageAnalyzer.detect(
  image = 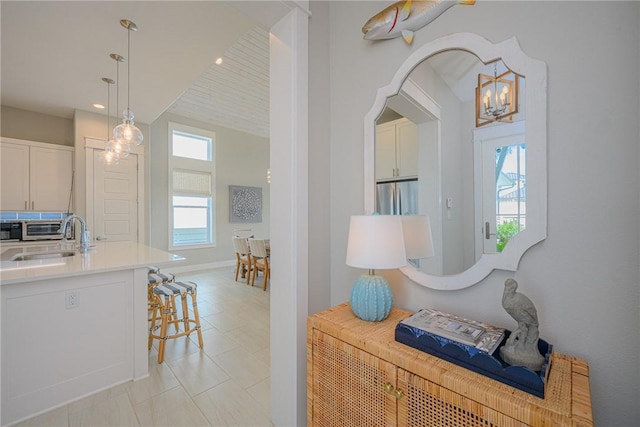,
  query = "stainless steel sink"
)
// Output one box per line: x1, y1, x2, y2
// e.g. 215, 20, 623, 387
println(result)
10, 250, 76, 261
